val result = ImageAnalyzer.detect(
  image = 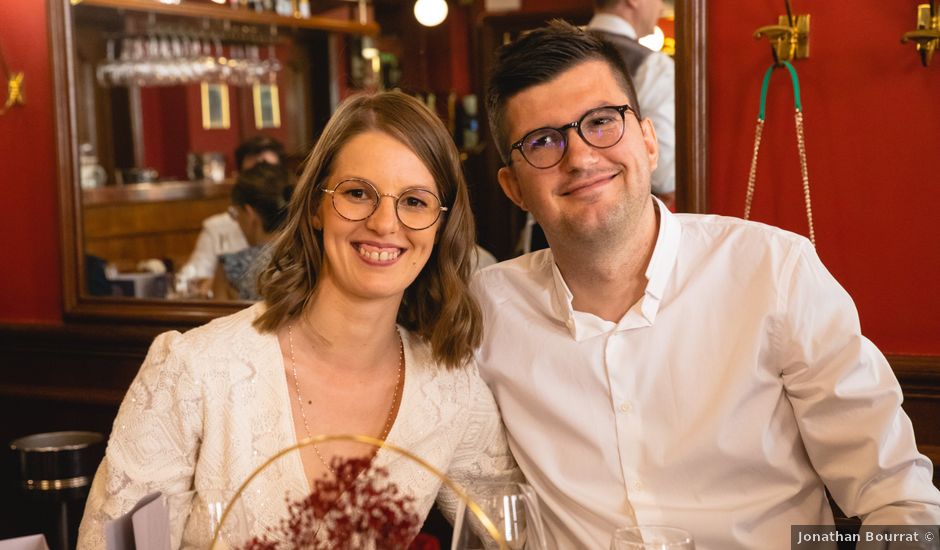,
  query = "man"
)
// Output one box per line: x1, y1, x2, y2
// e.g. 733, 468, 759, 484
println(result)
589, 0, 674, 207
472, 21, 940, 549
180, 136, 285, 286
517, 0, 674, 255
